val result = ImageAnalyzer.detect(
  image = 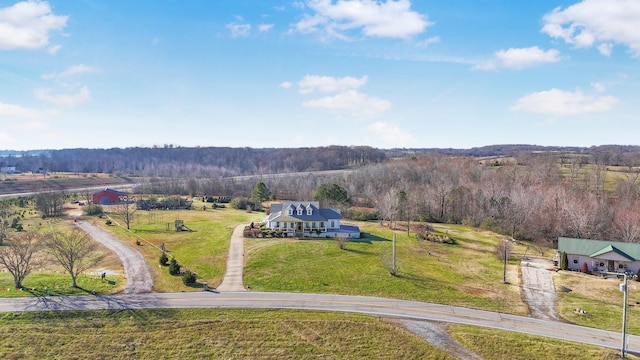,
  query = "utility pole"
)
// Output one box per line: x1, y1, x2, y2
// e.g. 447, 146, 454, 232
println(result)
502, 239, 508, 284
603, 271, 628, 358
392, 233, 397, 275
